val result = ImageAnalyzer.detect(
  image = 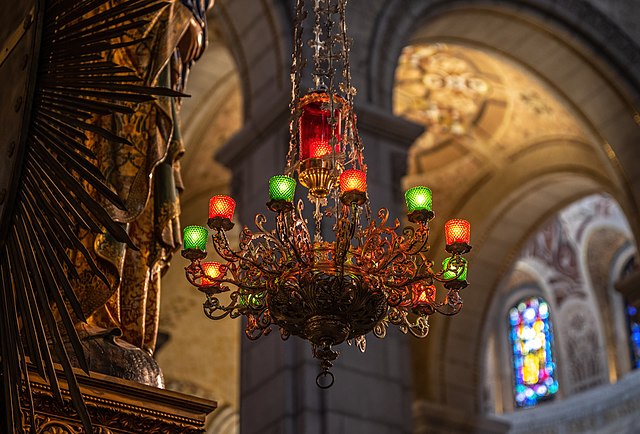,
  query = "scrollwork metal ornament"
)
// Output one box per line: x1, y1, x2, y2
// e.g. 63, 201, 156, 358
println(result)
183, 0, 472, 386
